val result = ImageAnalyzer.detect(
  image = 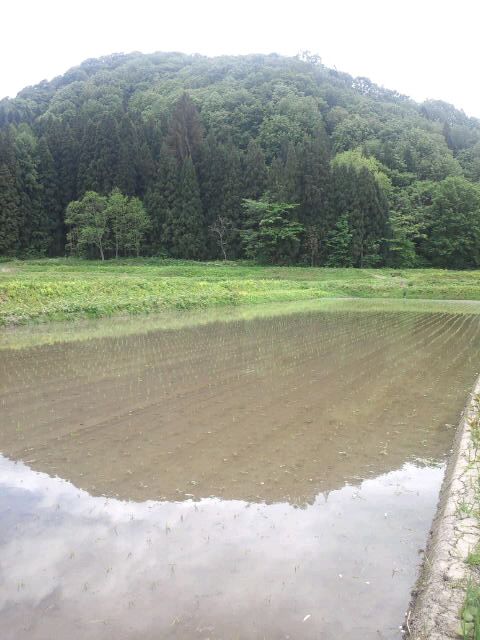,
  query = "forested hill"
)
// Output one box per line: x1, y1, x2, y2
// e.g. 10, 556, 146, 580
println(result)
1, 51, 480, 268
